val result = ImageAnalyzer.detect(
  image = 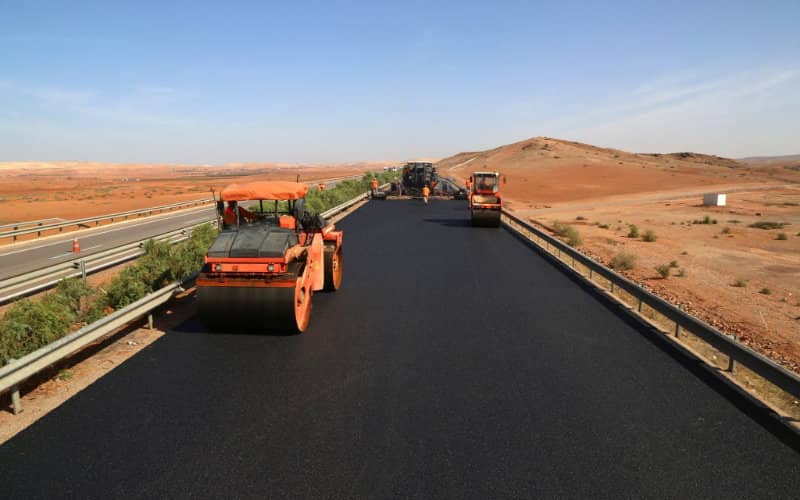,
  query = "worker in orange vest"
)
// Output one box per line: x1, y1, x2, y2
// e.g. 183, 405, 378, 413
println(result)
422, 185, 430, 205
370, 178, 379, 198
223, 201, 255, 226
465, 178, 473, 192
